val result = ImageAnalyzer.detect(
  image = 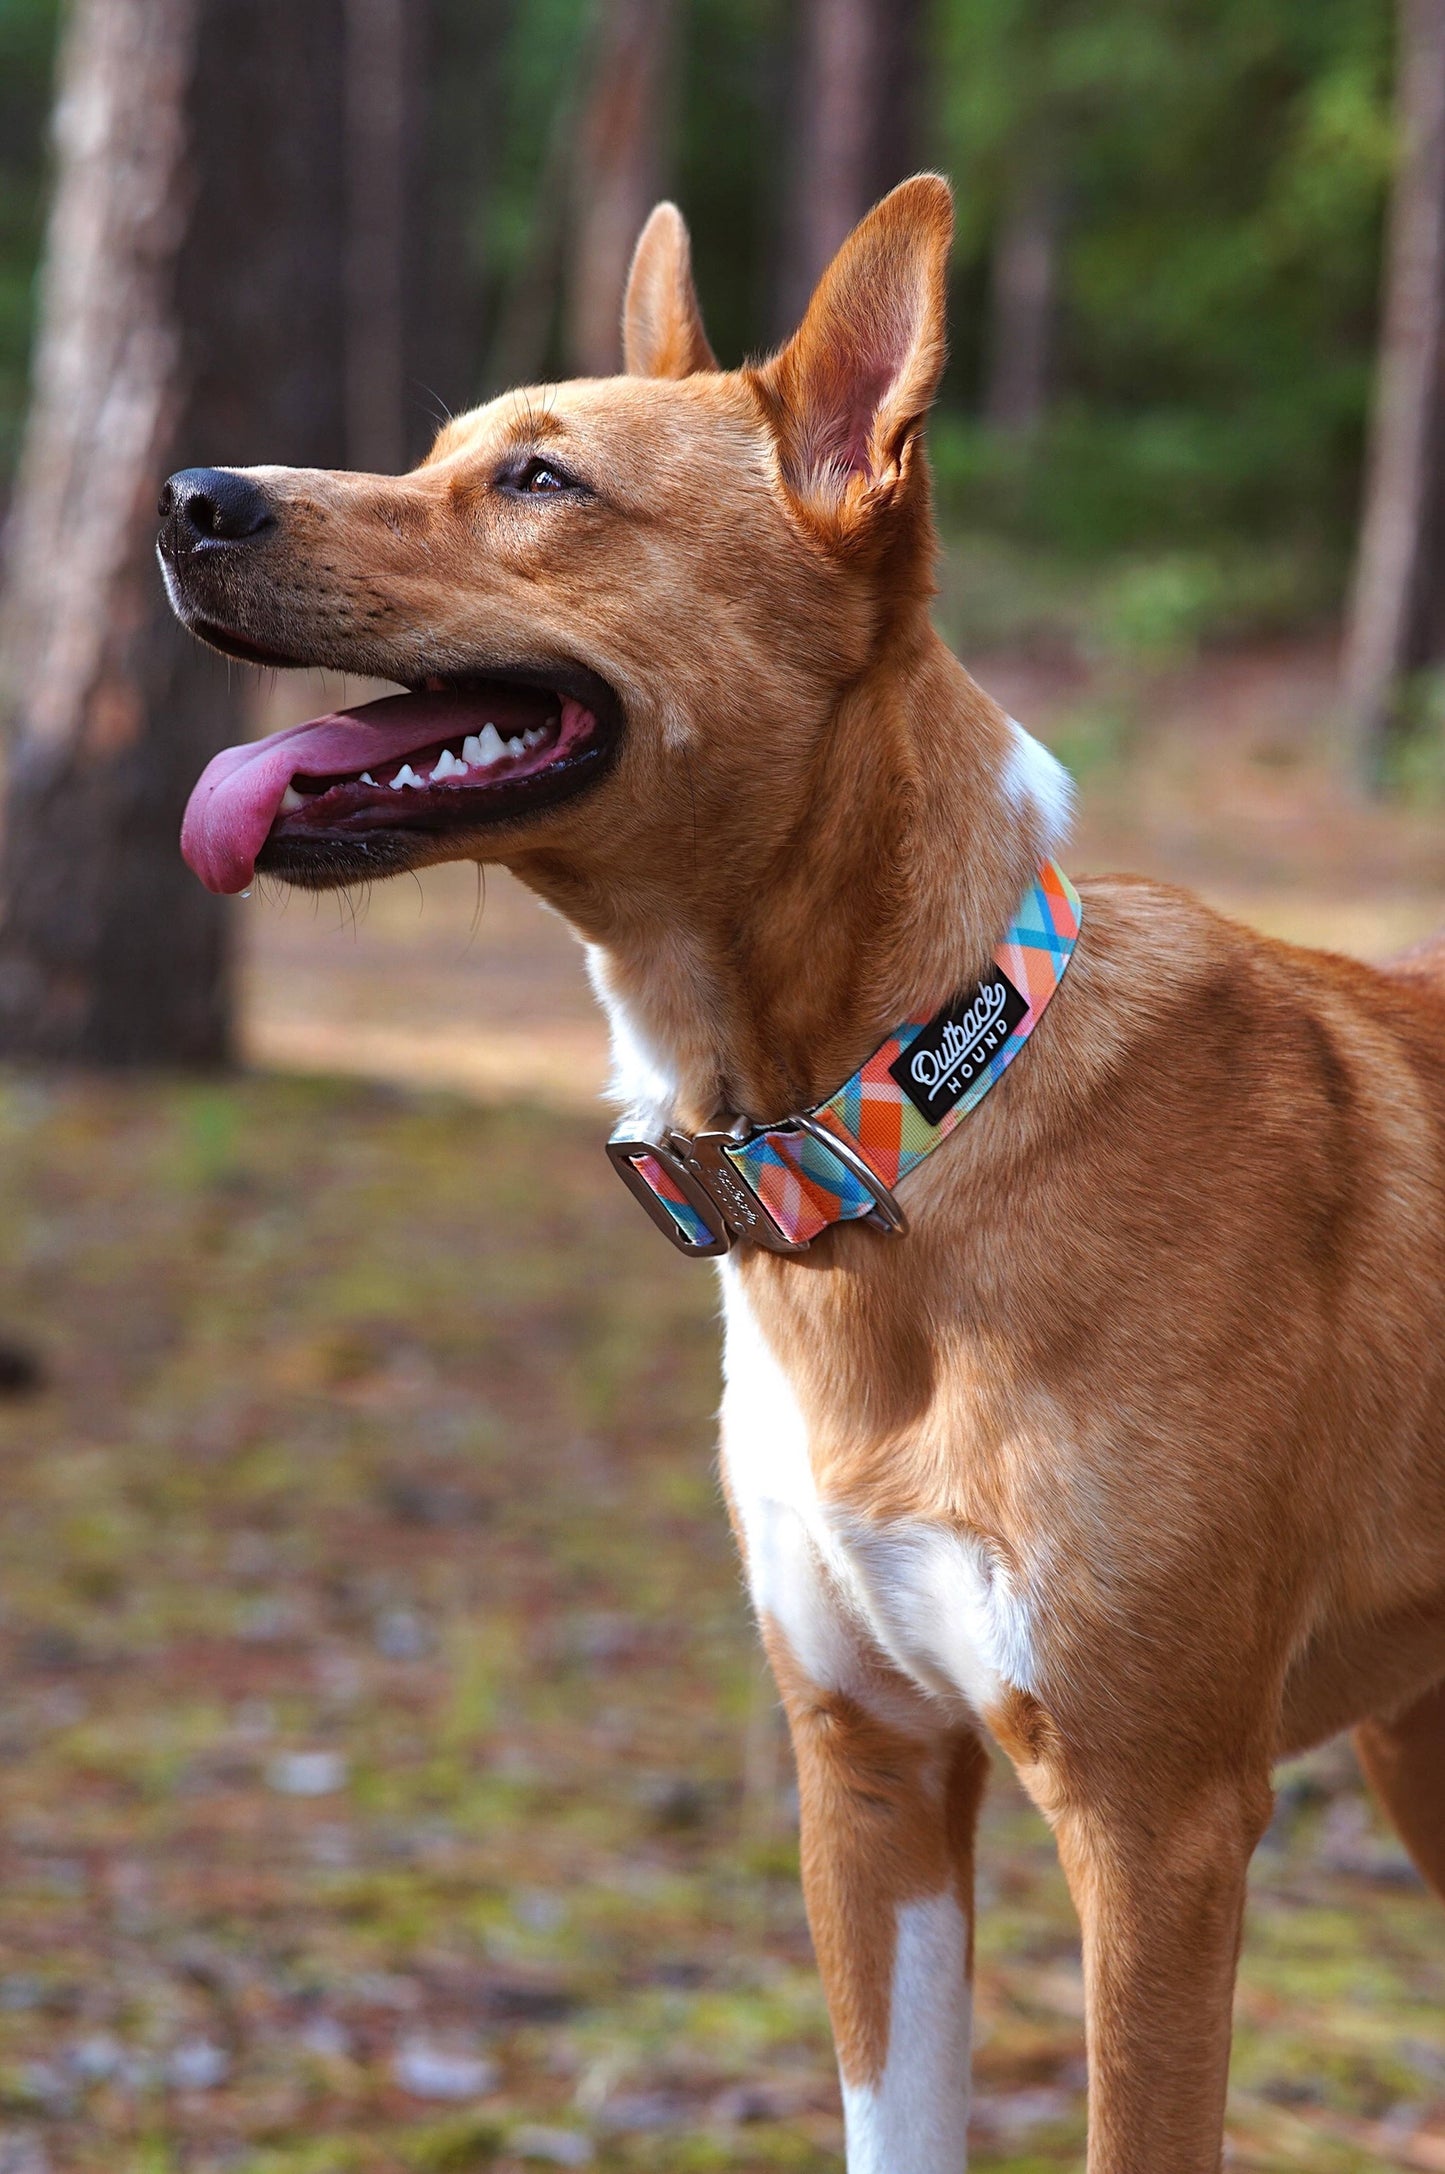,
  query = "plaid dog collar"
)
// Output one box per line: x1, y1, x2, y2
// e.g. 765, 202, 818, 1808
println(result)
608, 859, 1082, 1257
